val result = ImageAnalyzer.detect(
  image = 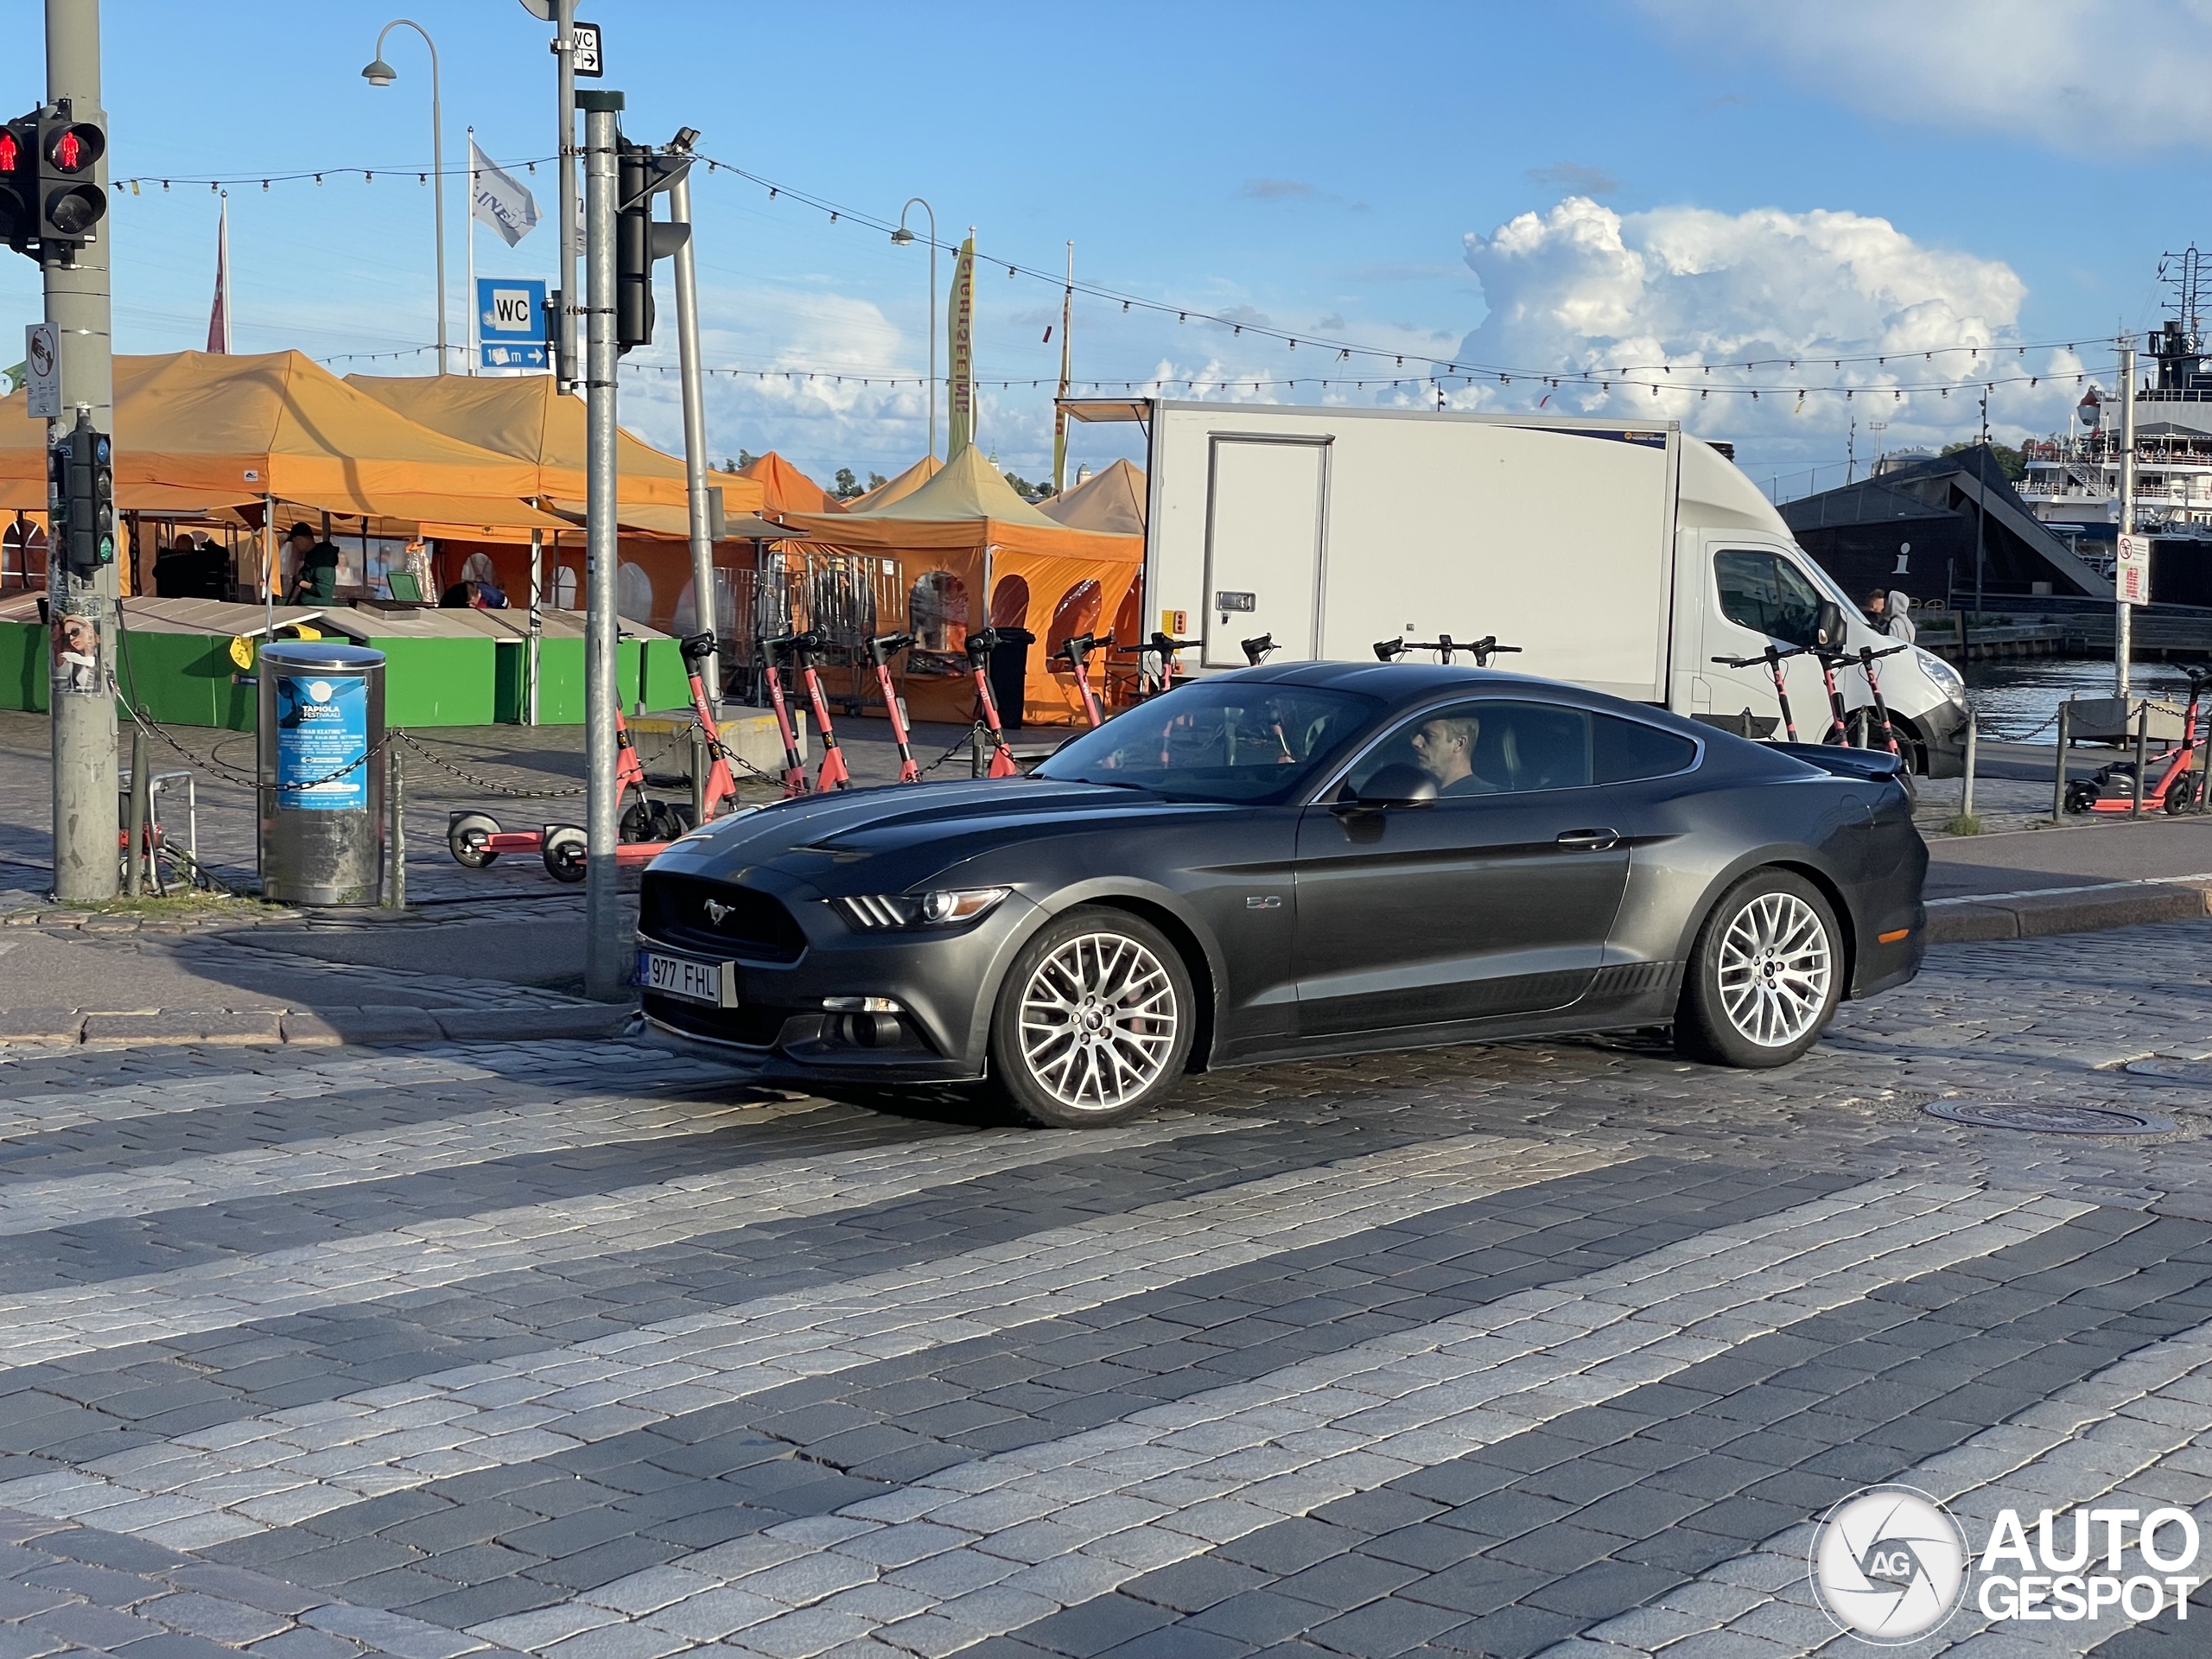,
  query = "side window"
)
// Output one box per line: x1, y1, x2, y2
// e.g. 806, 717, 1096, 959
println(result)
1715, 549, 1825, 648
1594, 715, 1699, 783
1346, 699, 1594, 798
